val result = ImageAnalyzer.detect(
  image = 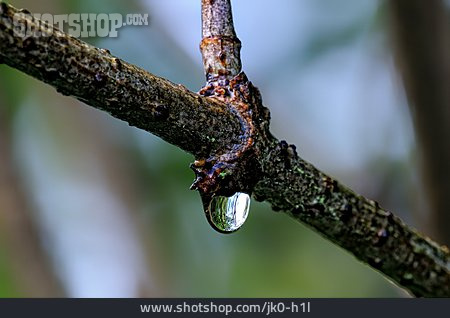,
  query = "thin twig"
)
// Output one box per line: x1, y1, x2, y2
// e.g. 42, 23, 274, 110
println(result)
200, 0, 241, 82
0, 2, 449, 297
